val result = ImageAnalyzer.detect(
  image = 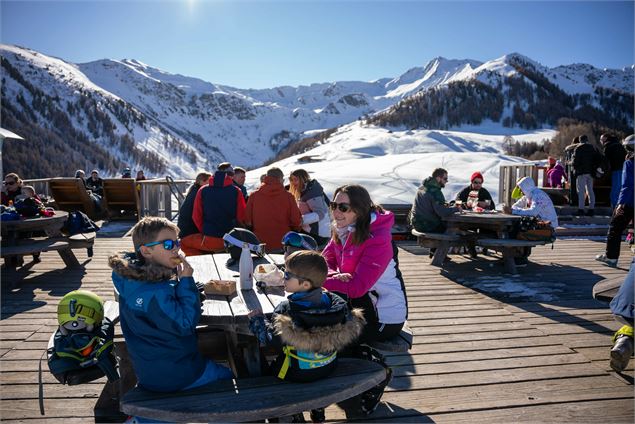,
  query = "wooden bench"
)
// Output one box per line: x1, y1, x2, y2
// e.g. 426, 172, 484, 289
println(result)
369, 323, 413, 352
411, 229, 464, 266
120, 358, 386, 423
103, 179, 141, 220
68, 232, 96, 257
1, 239, 70, 257
476, 238, 549, 274
48, 178, 98, 219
